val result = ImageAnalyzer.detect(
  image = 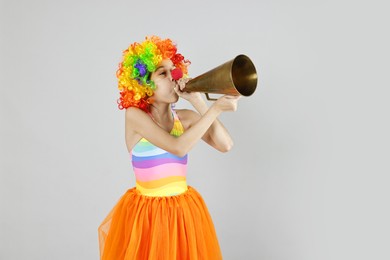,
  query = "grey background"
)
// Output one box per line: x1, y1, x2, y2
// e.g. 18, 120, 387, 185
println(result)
1, 0, 389, 259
